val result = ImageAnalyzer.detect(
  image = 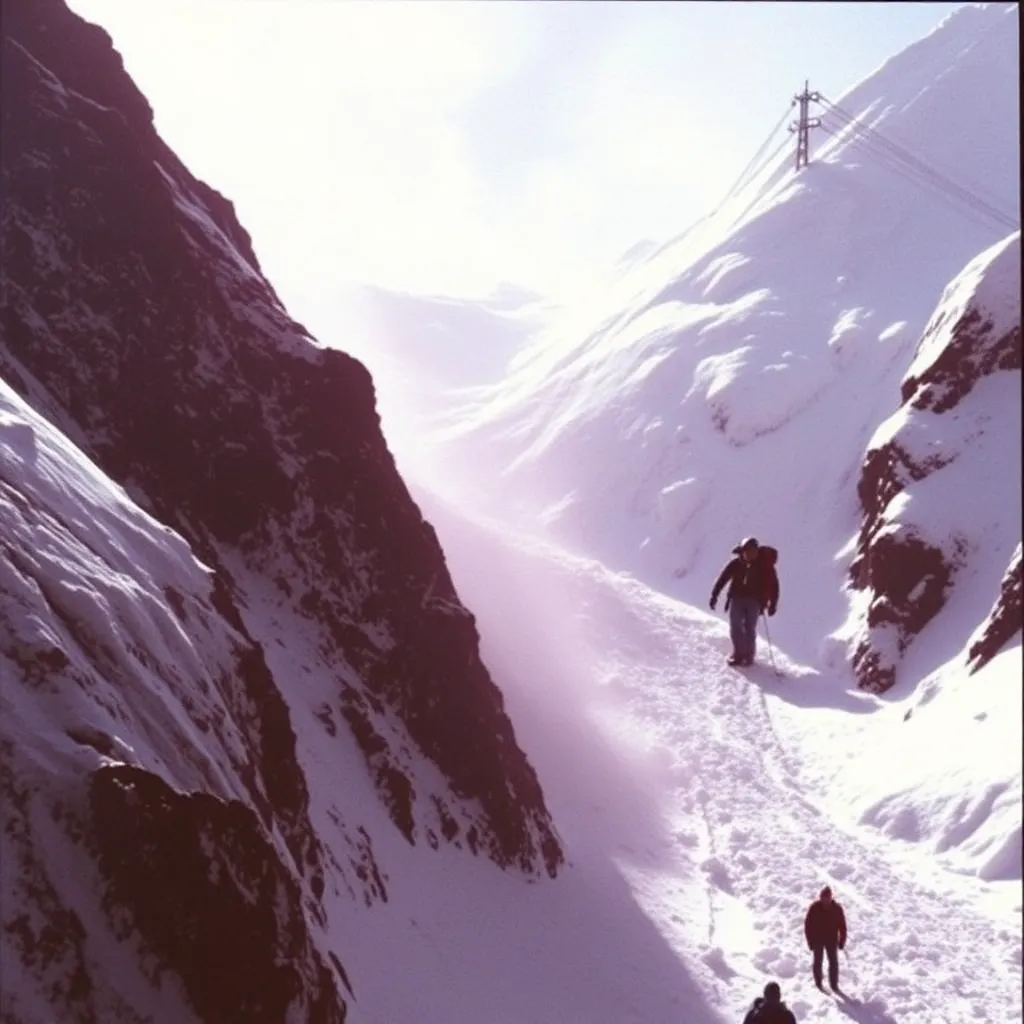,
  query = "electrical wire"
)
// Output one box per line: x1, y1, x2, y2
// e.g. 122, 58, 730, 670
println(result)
816, 121, 1000, 233
710, 102, 795, 216
663, 104, 796, 265
816, 120, 971, 218
720, 134, 792, 231
818, 96, 1017, 232
820, 116, 1017, 233
824, 98, 1016, 226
